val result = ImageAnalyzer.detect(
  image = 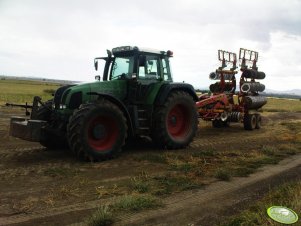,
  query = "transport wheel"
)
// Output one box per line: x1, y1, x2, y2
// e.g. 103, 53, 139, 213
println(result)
67, 100, 127, 161
255, 113, 262, 129
222, 120, 230, 127
212, 119, 222, 128
243, 114, 256, 130
212, 119, 229, 128
152, 91, 198, 149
